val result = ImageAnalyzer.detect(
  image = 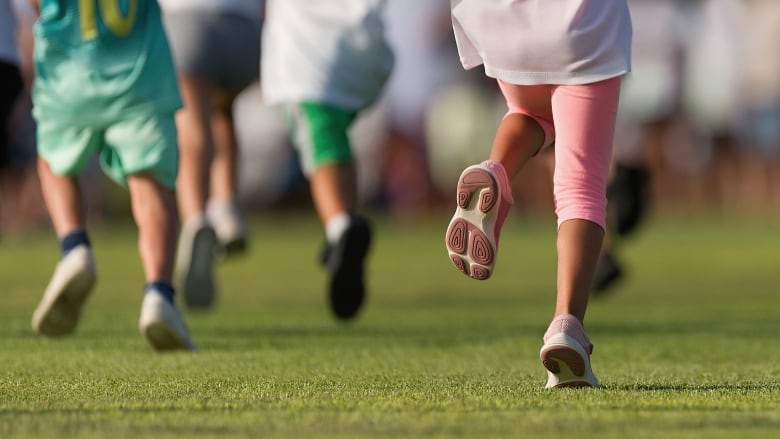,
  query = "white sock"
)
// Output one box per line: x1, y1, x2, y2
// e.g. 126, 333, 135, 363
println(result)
325, 213, 351, 244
